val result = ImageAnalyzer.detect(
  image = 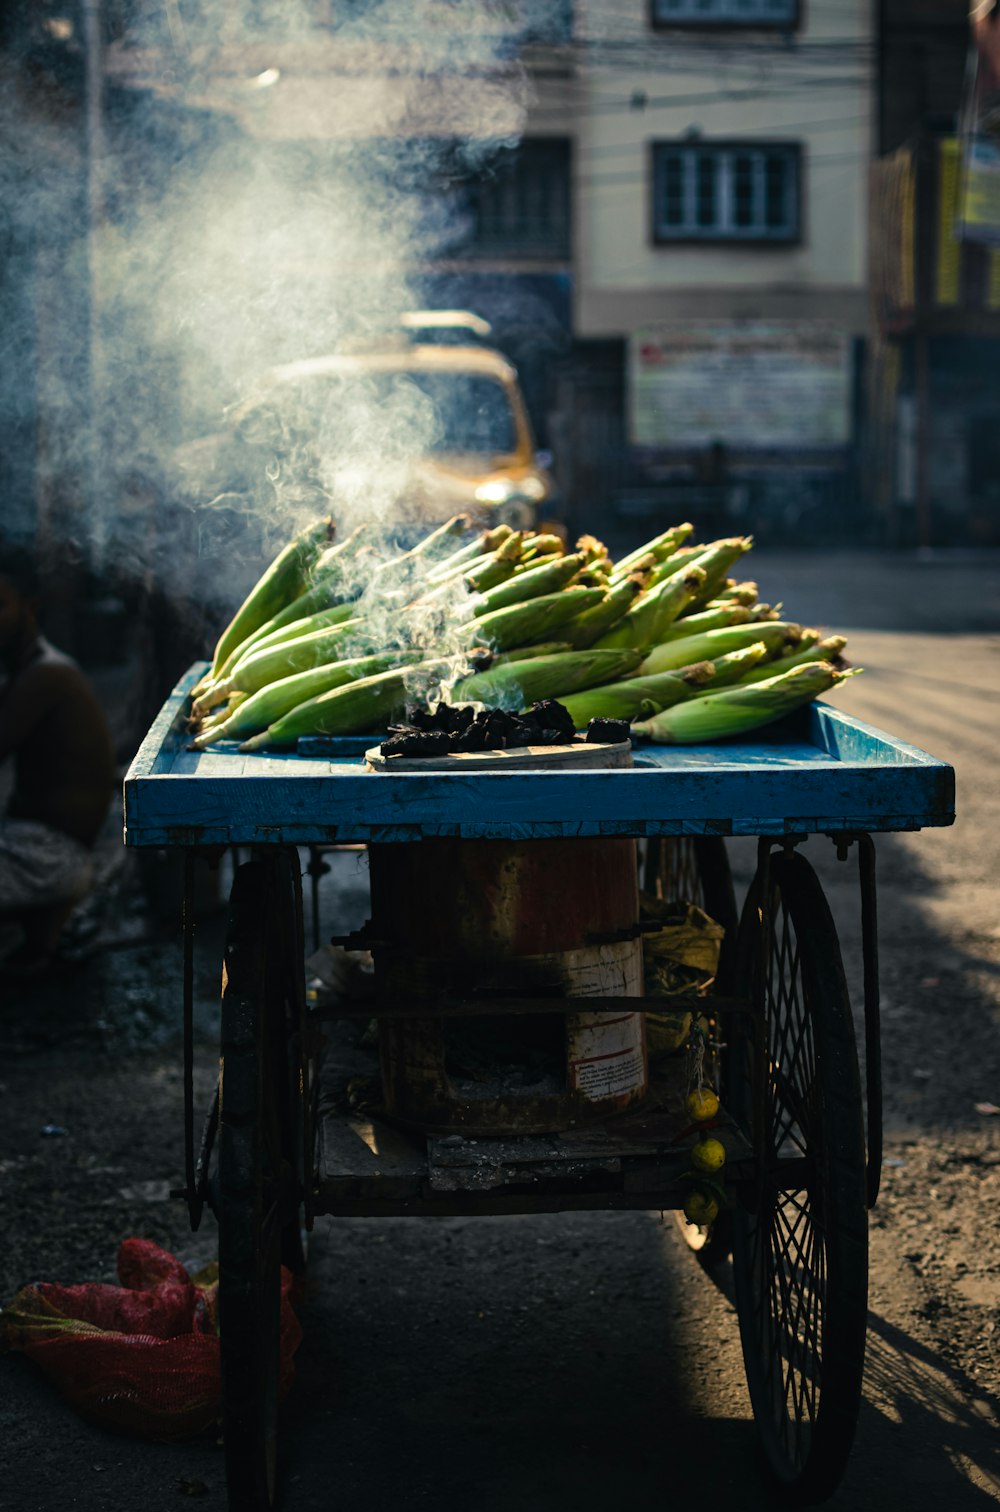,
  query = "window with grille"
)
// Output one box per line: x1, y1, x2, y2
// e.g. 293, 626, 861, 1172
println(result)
464, 139, 572, 259
652, 142, 801, 244
652, 0, 797, 25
